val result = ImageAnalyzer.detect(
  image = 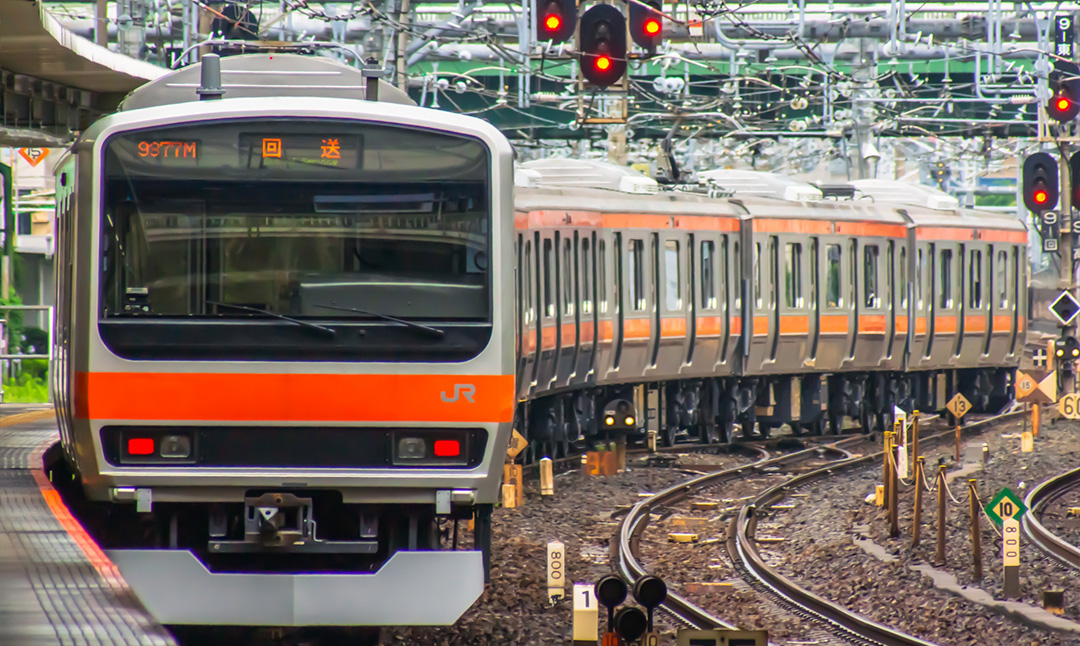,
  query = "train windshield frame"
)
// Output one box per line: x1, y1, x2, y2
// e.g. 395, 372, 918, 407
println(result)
97, 118, 494, 362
